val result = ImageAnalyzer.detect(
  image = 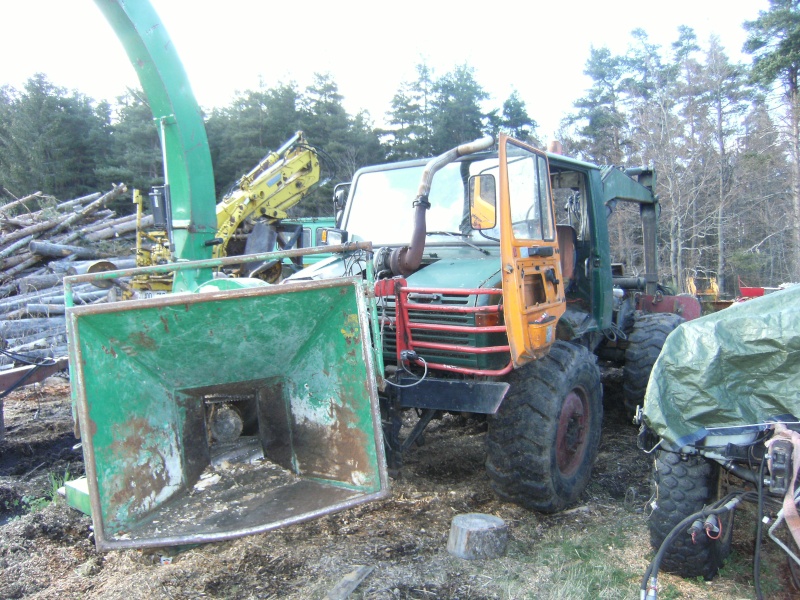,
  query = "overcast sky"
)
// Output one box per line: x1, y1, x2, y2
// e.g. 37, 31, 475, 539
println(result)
1, 1, 768, 138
